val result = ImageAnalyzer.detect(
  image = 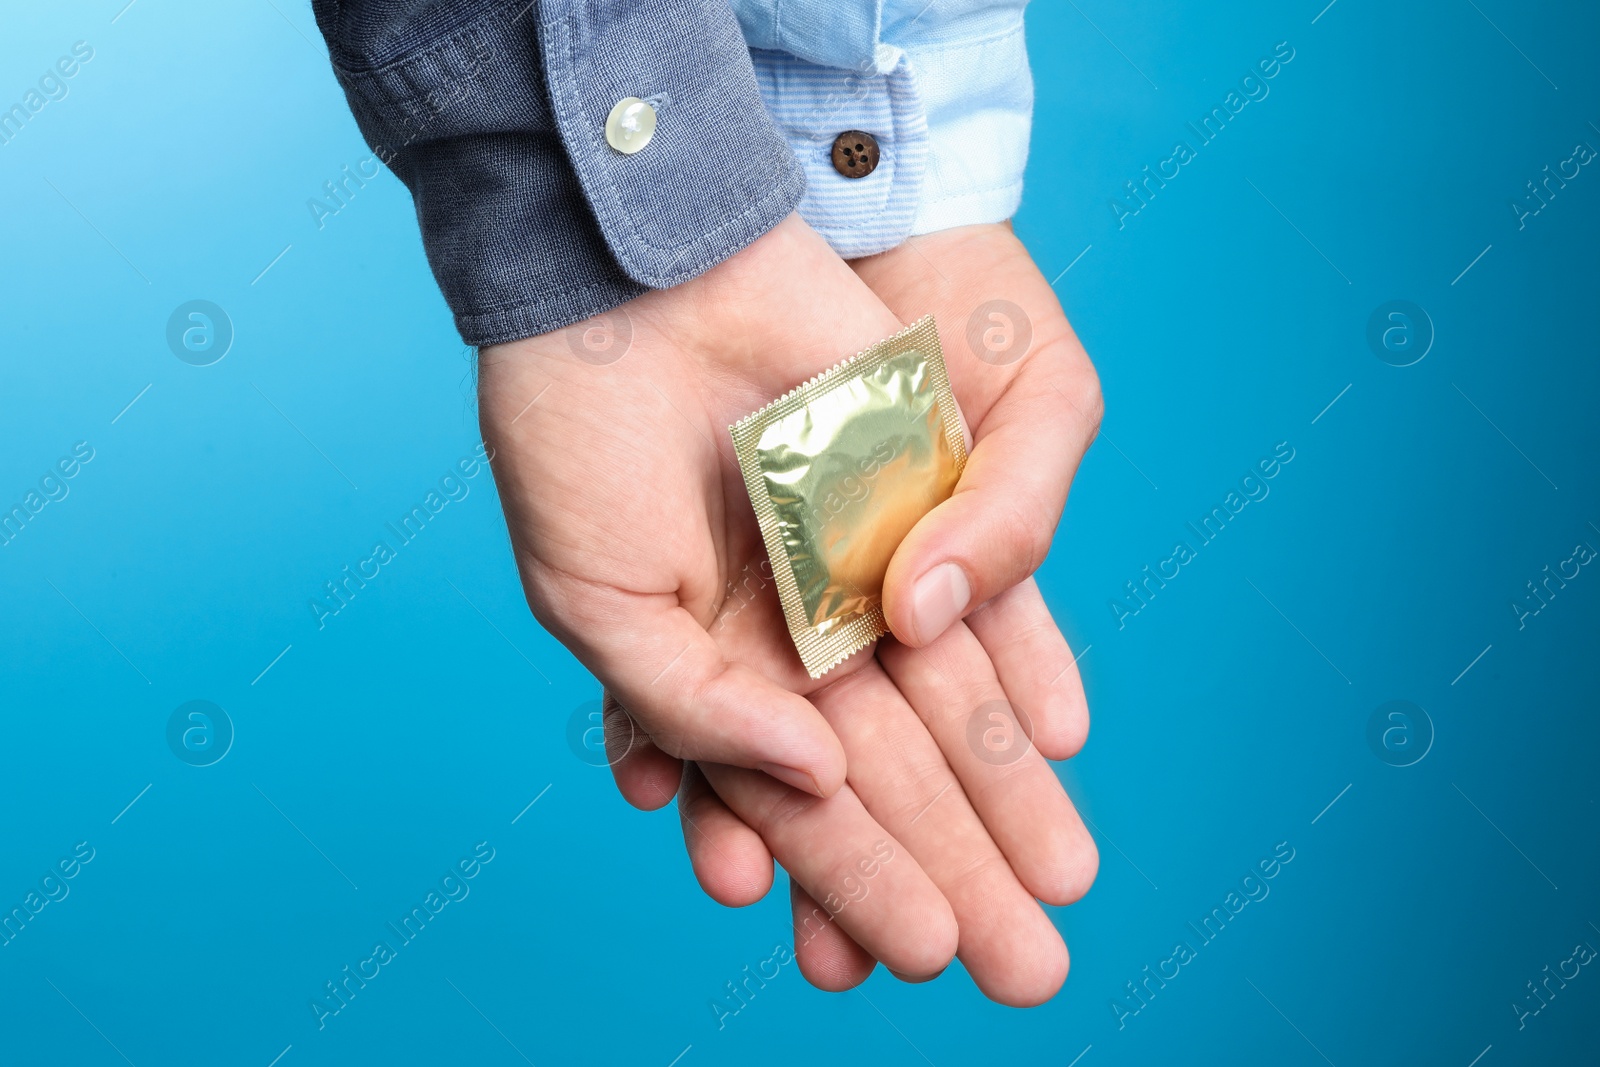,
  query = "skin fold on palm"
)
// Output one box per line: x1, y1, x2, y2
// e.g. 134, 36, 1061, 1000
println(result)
477, 215, 1104, 1005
